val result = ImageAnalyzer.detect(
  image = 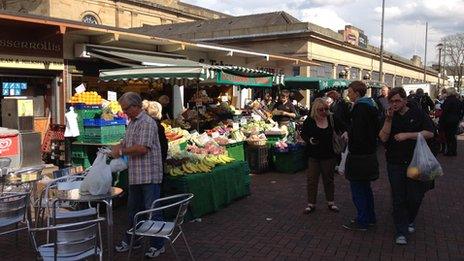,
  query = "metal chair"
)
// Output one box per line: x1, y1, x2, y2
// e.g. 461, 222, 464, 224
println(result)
36, 175, 86, 225
0, 192, 31, 237
29, 202, 105, 261
127, 193, 195, 260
